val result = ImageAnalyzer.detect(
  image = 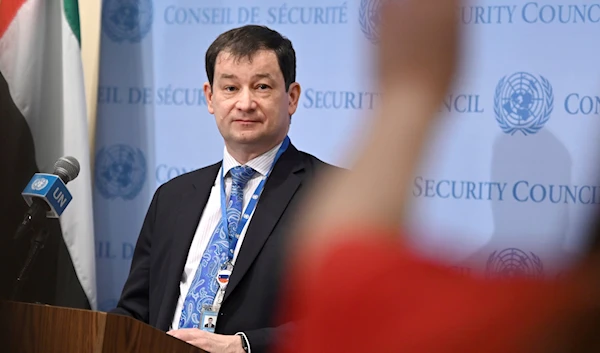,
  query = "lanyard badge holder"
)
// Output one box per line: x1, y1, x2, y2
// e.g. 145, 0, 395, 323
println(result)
199, 136, 290, 331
